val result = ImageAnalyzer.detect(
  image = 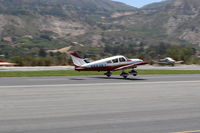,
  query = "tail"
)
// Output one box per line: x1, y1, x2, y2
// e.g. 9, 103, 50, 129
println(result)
69, 52, 87, 67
